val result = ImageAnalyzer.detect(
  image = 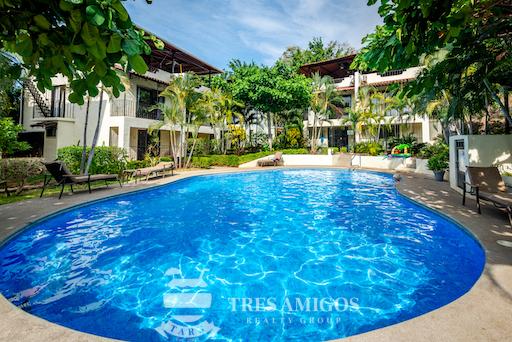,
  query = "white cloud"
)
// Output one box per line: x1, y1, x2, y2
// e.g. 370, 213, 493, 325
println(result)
125, 0, 381, 68
228, 0, 381, 65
